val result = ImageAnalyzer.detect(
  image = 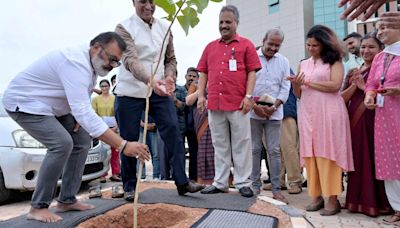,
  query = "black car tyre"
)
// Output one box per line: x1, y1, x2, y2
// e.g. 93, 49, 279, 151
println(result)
0, 168, 12, 204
